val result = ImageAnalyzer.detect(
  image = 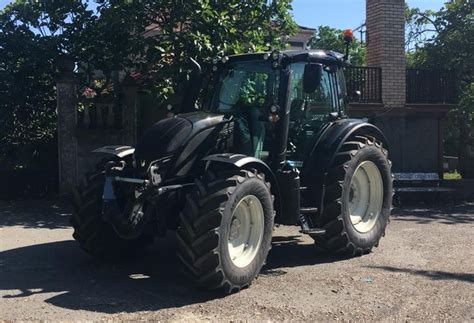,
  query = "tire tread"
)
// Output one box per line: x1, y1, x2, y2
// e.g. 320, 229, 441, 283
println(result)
314, 135, 393, 255
177, 169, 273, 293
